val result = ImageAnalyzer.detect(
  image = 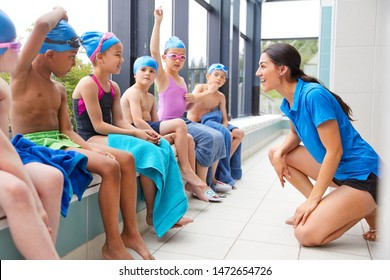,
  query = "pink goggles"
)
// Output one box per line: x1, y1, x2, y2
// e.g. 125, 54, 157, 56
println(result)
89, 32, 115, 62
0, 41, 21, 52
